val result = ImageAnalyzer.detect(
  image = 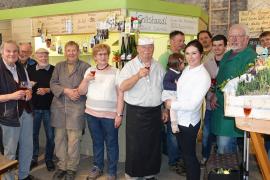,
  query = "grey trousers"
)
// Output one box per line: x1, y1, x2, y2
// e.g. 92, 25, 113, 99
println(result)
54, 128, 82, 171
